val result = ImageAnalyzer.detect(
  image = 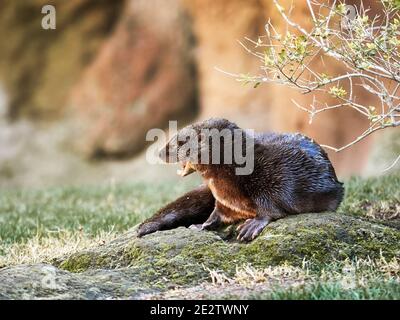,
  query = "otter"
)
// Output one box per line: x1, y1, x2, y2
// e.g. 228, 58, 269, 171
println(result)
138, 118, 344, 242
